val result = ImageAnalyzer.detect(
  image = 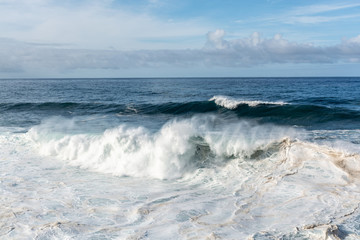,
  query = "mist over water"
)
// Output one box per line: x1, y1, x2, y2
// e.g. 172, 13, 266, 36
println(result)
1, 78, 360, 239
